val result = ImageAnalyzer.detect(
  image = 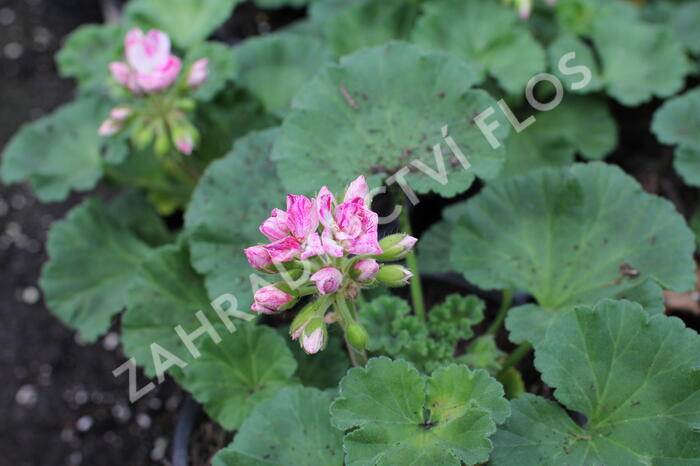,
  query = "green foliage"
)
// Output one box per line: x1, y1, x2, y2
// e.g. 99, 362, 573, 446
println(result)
492, 300, 700, 464
213, 386, 343, 466
330, 358, 509, 465
184, 128, 287, 304
0, 98, 109, 202
124, 0, 241, 48
121, 242, 225, 377
232, 33, 333, 117
39, 198, 155, 342
652, 86, 700, 186
325, 0, 420, 56
450, 163, 695, 345
55, 24, 124, 93
272, 42, 508, 196
361, 294, 485, 373
179, 323, 298, 430
413, 0, 546, 96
